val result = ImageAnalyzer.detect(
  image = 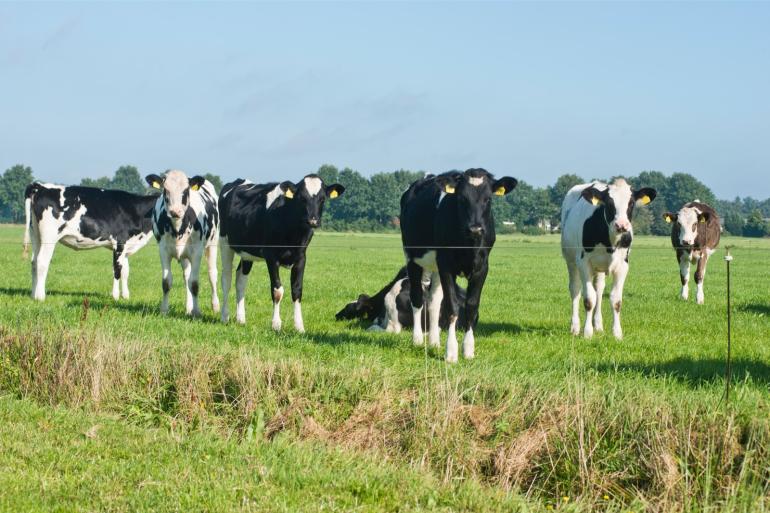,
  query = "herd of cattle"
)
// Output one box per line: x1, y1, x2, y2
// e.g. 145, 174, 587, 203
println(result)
21, 169, 721, 362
